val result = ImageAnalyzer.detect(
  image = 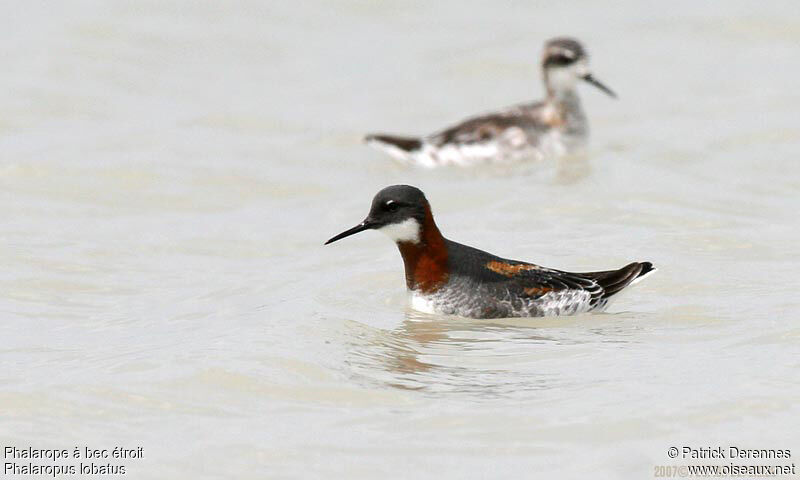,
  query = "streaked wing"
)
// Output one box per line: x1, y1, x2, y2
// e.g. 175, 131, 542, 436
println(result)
427, 103, 547, 147
482, 259, 604, 303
